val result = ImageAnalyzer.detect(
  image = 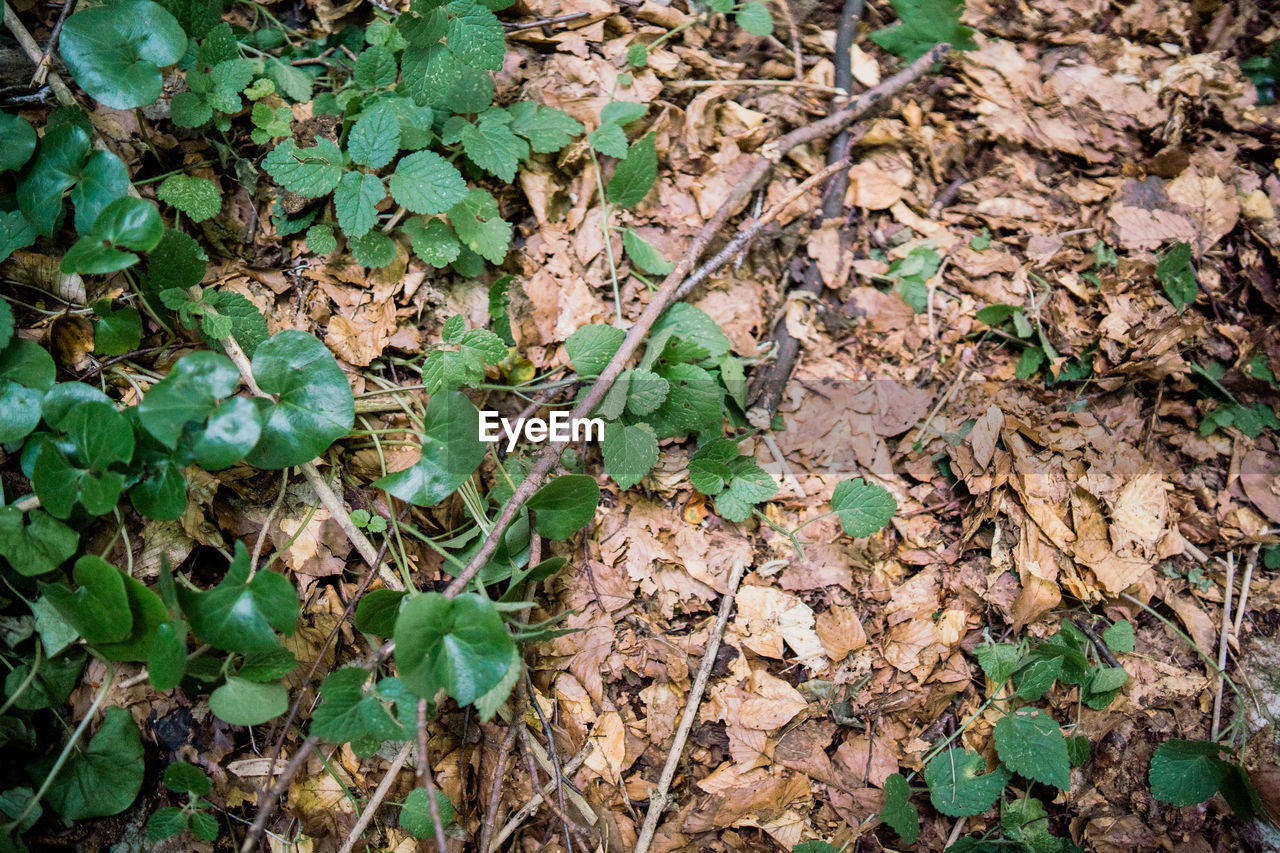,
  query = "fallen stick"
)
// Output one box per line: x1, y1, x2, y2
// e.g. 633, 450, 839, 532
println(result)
633, 559, 747, 853
335, 741, 413, 853
443, 43, 950, 600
